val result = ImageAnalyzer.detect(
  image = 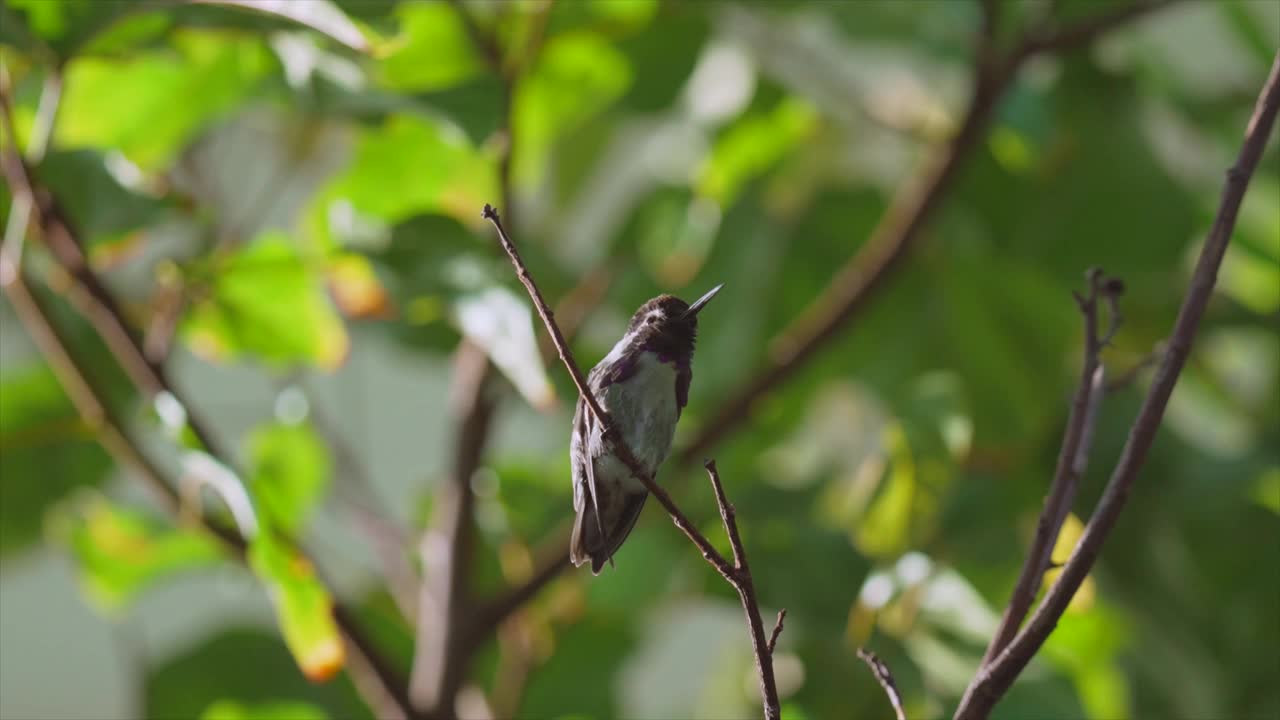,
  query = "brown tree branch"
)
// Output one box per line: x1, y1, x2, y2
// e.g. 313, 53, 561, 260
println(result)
954, 49, 1280, 720
857, 648, 907, 720
485, 205, 782, 719
0, 81, 231, 463
979, 270, 1119, 667
705, 460, 782, 716
674, 0, 1179, 471
0, 265, 419, 720
410, 341, 494, 717
1, 72, 416, 720
768, 609, 787, 655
